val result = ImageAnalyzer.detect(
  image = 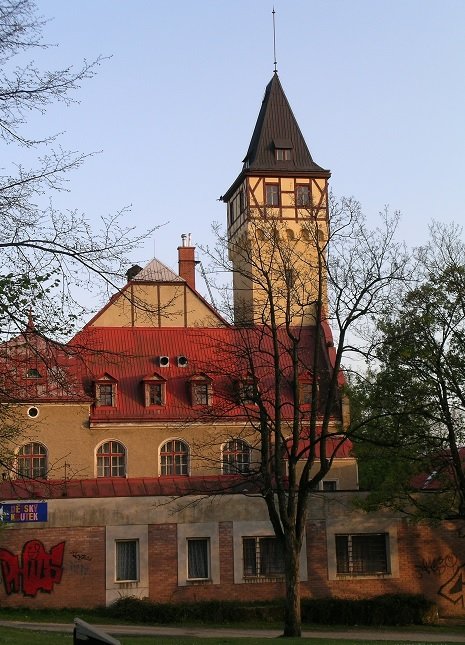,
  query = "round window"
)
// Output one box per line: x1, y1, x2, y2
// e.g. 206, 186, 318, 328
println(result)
27, 406, 39, 418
